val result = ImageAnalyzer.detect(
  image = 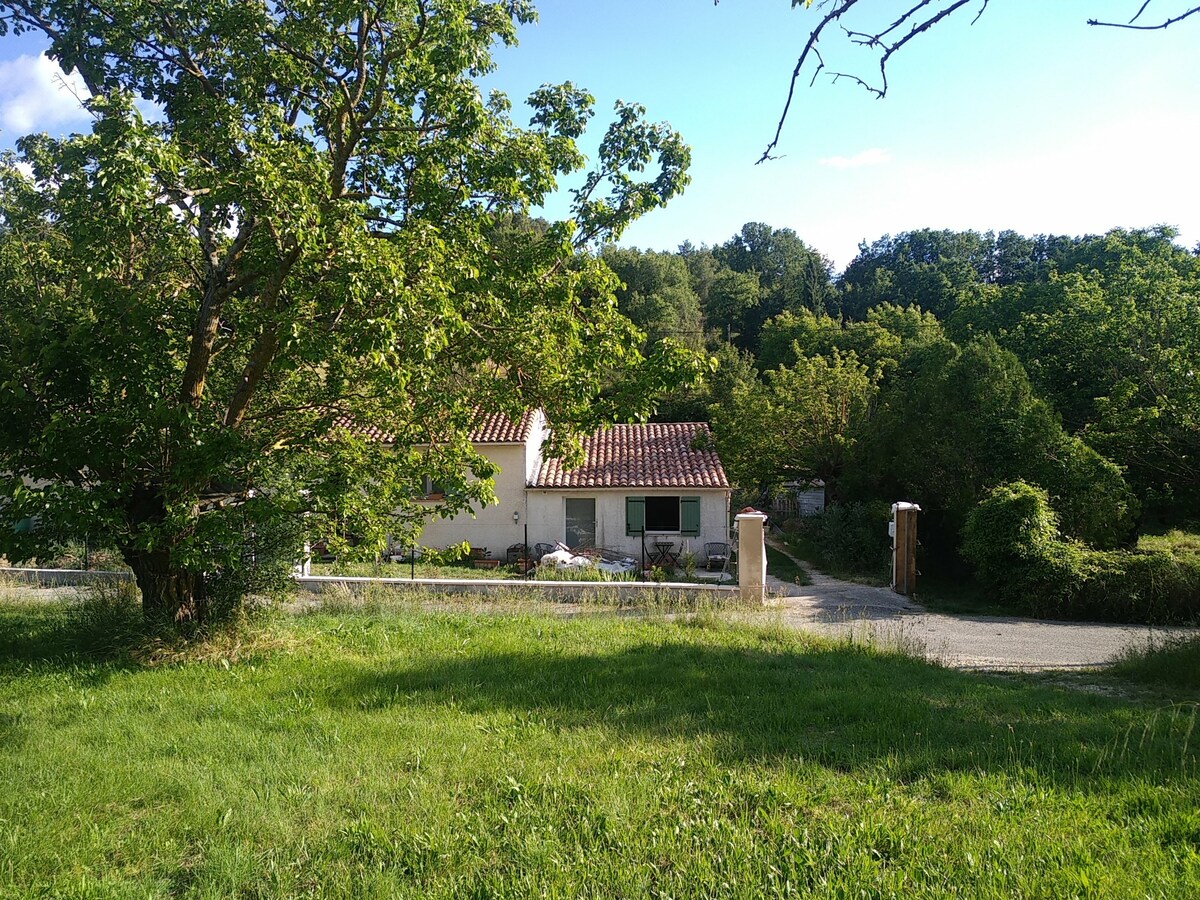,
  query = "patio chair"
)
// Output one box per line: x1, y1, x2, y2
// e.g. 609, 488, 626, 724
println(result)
532, 542, 557, 564
704, 542, 730, 571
